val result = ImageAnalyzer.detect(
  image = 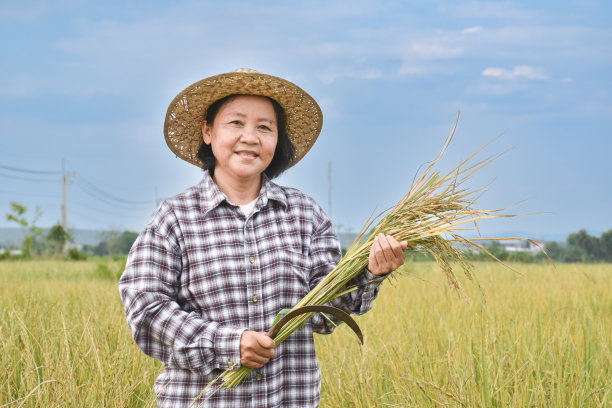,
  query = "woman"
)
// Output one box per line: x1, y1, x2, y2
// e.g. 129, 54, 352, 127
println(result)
119, 68, 407, 407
